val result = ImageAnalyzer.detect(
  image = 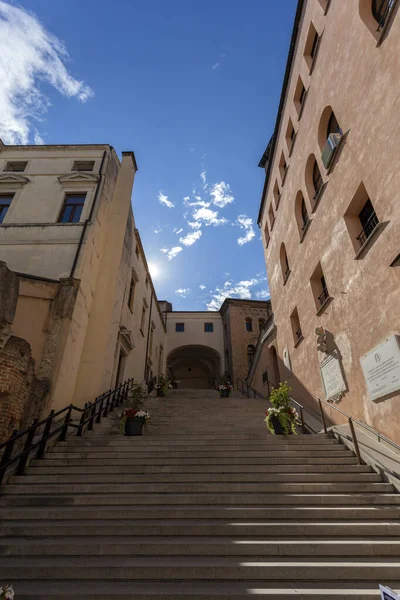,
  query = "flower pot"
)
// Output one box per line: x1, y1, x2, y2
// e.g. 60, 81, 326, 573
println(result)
125, 417, 145, 436
220, 389, 230, 398
270, 415, 293, 435
157, 389, 165, 397
172, 382, 178, 389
